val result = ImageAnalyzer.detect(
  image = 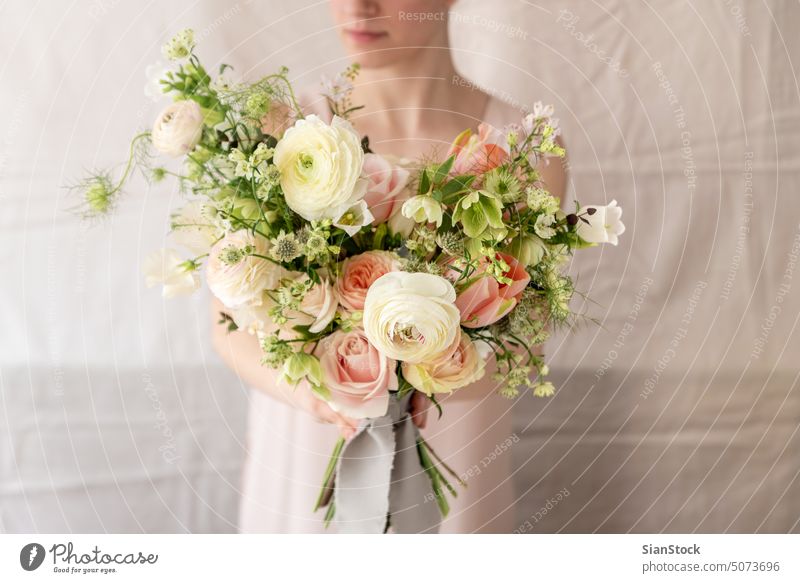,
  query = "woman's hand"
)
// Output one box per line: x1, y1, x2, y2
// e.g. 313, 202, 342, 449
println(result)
284, 379, 360, 439
410, 391, 432, 430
